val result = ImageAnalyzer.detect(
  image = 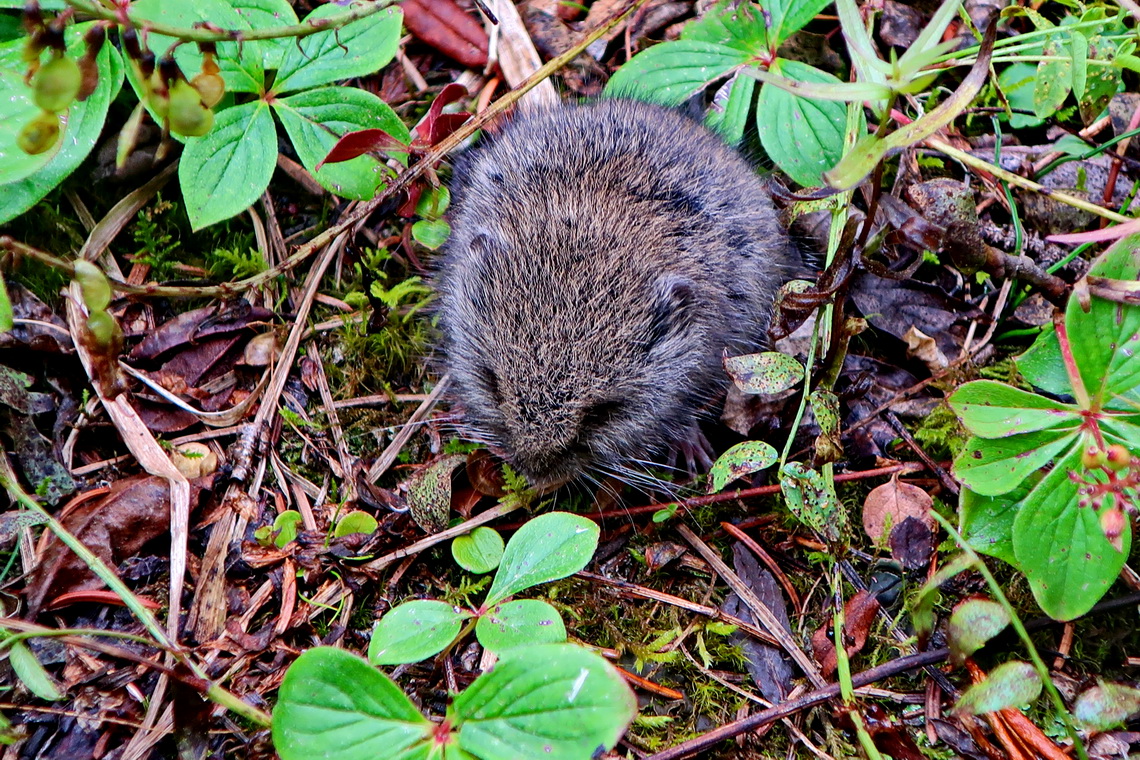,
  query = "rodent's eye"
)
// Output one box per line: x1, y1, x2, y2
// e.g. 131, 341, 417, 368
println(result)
581, 399, 623, 431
